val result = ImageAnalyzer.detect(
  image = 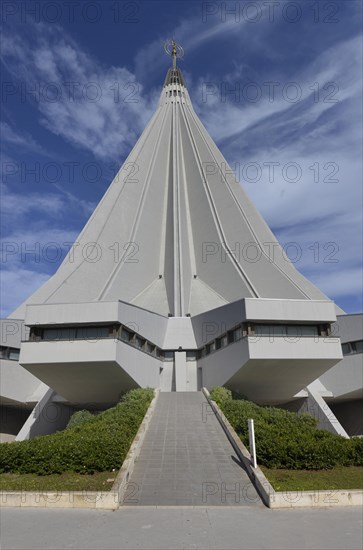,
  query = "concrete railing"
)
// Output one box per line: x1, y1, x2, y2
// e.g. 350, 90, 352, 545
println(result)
0, 389, 160, 510
202, 387, 363, 509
